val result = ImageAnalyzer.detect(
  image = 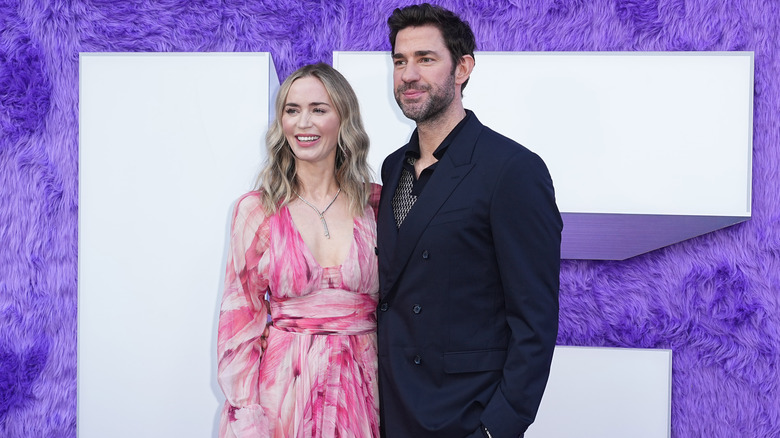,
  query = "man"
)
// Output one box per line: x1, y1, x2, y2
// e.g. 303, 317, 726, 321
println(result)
376, 4, 563, 437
